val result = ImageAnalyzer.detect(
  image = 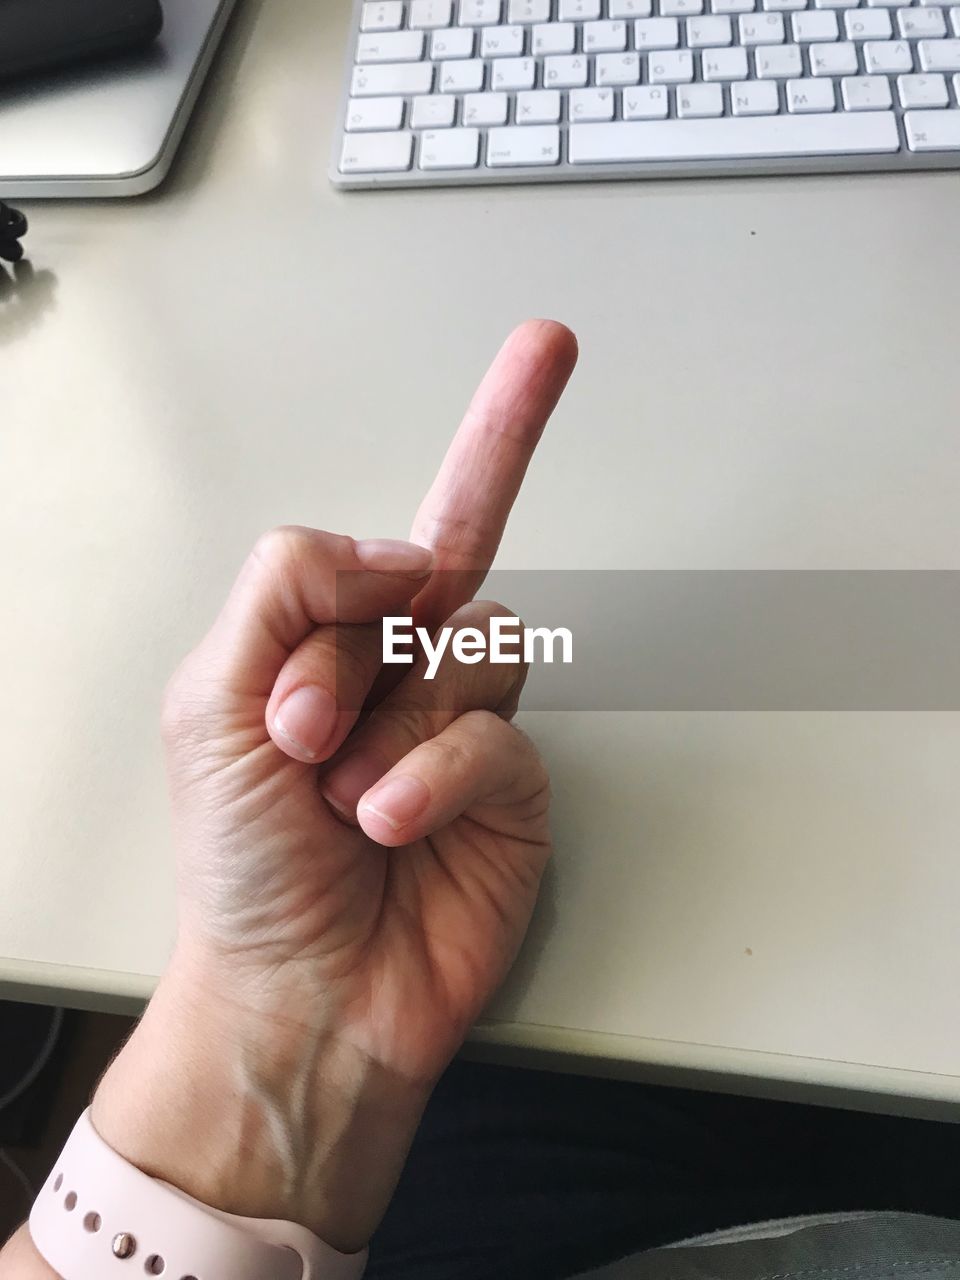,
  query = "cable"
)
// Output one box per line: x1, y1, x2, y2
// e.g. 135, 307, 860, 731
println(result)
0, 1007, 64, 1116
0, 1147, 34, 1208
0, 199, 28, 263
